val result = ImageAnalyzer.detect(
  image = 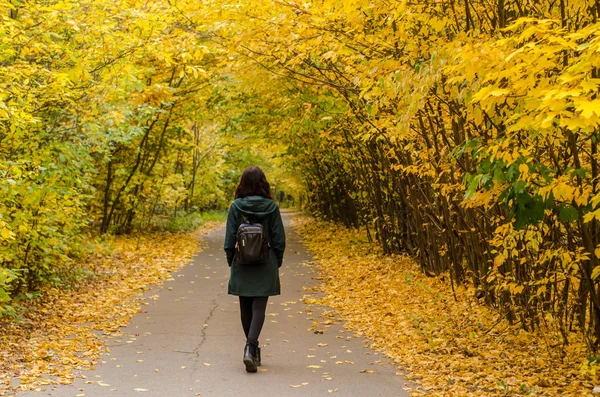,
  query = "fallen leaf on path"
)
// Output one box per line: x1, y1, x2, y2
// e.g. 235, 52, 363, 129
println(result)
0, 223, 220, 395
295, 217, 598, 396
290, 382, 309, 388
